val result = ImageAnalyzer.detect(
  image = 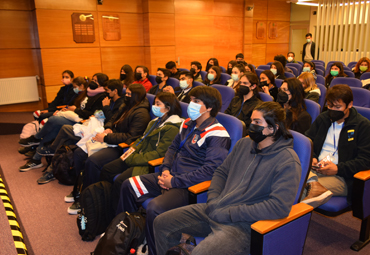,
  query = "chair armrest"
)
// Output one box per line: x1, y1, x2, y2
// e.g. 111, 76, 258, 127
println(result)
57, 105, 67, 109
251, 203, 313, 234
354, 170, 370, 181
118, 142, 134, 148
148, 157, 164, 167
188, 181, 211, 194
